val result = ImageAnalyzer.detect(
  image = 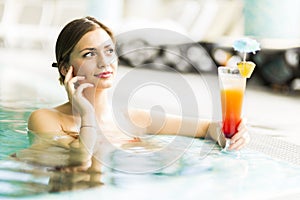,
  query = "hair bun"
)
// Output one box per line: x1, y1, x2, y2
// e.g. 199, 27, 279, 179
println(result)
52, 62, 58, 68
